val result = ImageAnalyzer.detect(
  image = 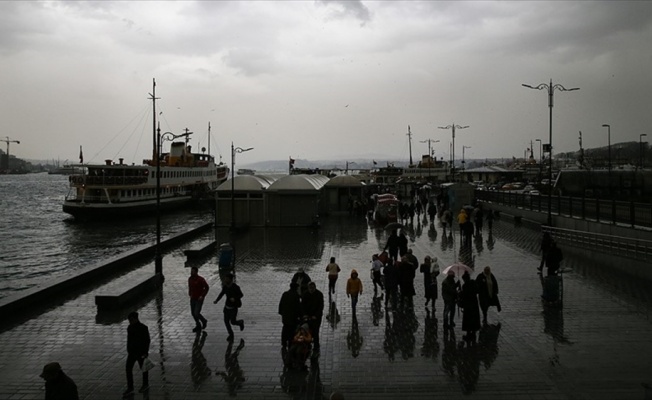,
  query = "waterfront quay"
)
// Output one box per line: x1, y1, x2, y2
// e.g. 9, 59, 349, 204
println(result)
1, 216, 651, 399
